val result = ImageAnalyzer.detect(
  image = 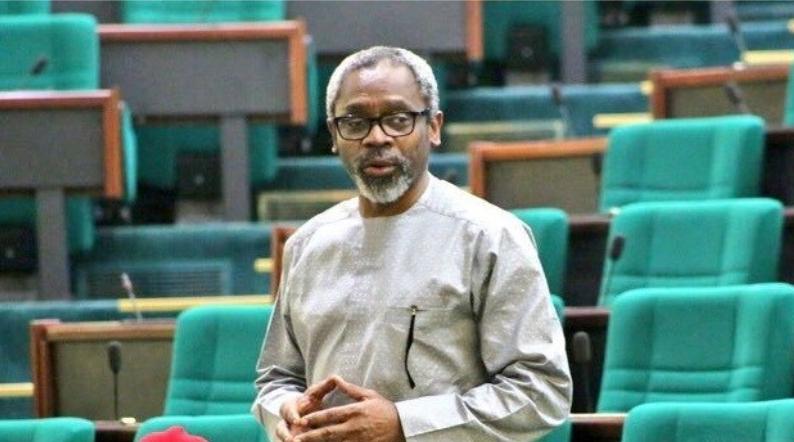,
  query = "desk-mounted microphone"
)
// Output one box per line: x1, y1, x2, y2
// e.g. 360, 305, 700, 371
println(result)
107, 340, 122, 421
600, 235, 626, 302
572, 331, 593, 412
120, 273, 143, 323
726, 14, 747, 61
723, 80, 751, 114
550, 83, 573, 138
